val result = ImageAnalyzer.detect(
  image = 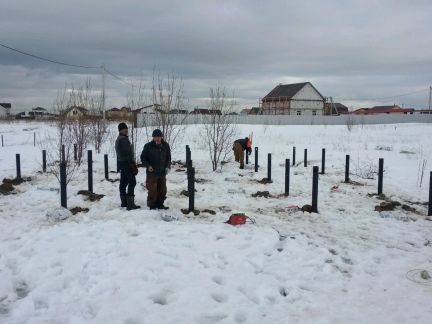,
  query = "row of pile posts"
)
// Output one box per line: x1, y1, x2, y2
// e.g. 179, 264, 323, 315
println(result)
7, 145, 432, 216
